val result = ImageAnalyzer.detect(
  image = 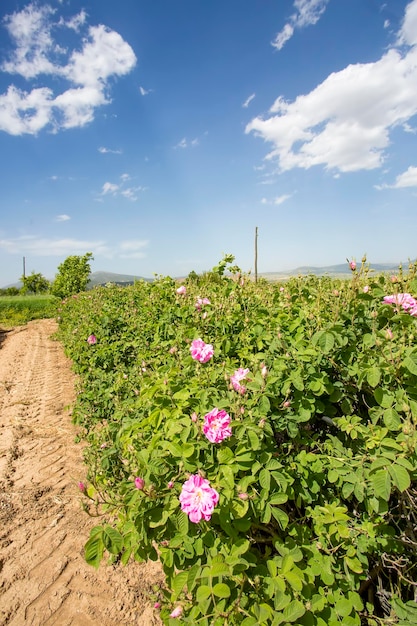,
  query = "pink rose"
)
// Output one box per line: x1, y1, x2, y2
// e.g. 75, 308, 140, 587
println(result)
134, 477, 145, 490
383, 293, 417, 315
170, 606, 183, 618
176, 285, 186, 295
230, 368, 249, 394
190, 338, 214, 363
195, 297, 211, 311
203, 408, 232, 443
87, 334, 97, 345
179, 474, 219, 523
